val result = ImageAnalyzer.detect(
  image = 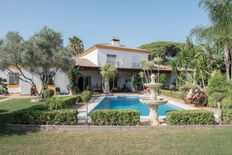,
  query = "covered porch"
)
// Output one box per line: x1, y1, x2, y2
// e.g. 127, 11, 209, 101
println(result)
77, 66, 175, 92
